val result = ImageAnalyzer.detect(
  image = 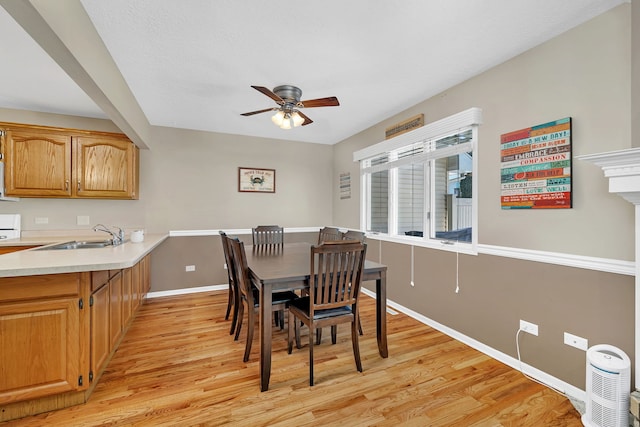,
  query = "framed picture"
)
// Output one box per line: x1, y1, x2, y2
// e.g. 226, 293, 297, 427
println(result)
500, 117, 572, 209
238, 167, 276, 193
